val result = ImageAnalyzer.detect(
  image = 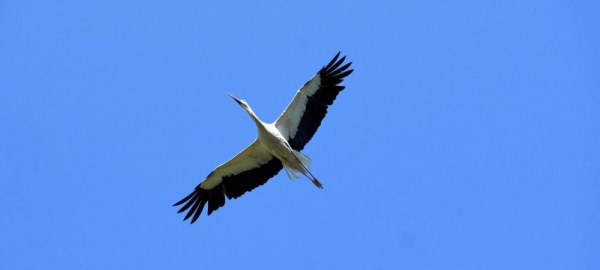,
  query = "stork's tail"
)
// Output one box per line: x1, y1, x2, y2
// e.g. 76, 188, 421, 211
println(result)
283, 150, 310, 180
293, 150, 312, 169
